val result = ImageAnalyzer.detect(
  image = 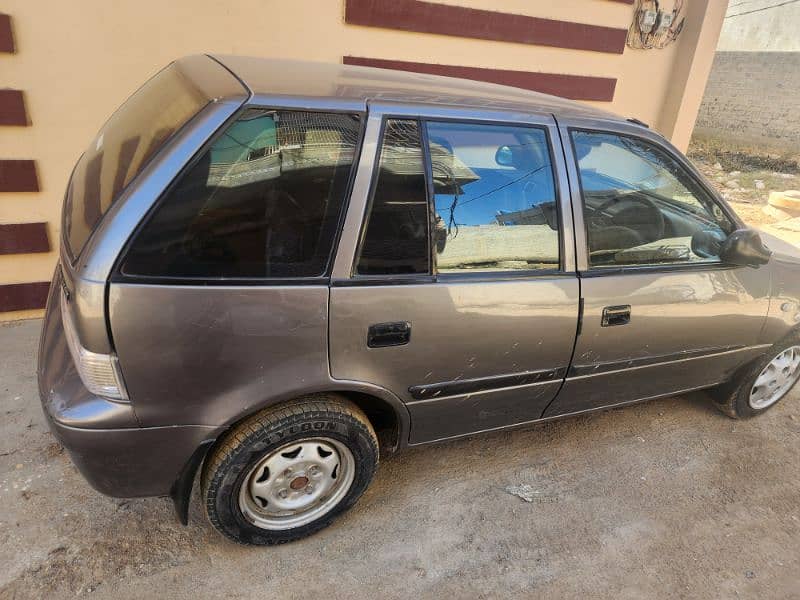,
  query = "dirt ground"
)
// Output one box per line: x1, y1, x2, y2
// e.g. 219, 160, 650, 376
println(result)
688, 137, 800, 247
2, 317, 800, 599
